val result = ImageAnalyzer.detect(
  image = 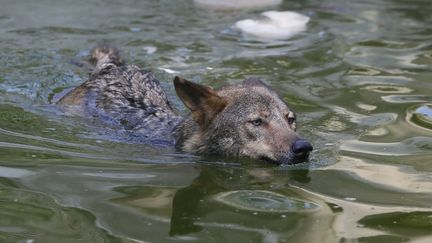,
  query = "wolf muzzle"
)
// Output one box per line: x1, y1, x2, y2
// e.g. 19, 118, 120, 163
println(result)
275, 139, 313, 164
291, 139, 313, 160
